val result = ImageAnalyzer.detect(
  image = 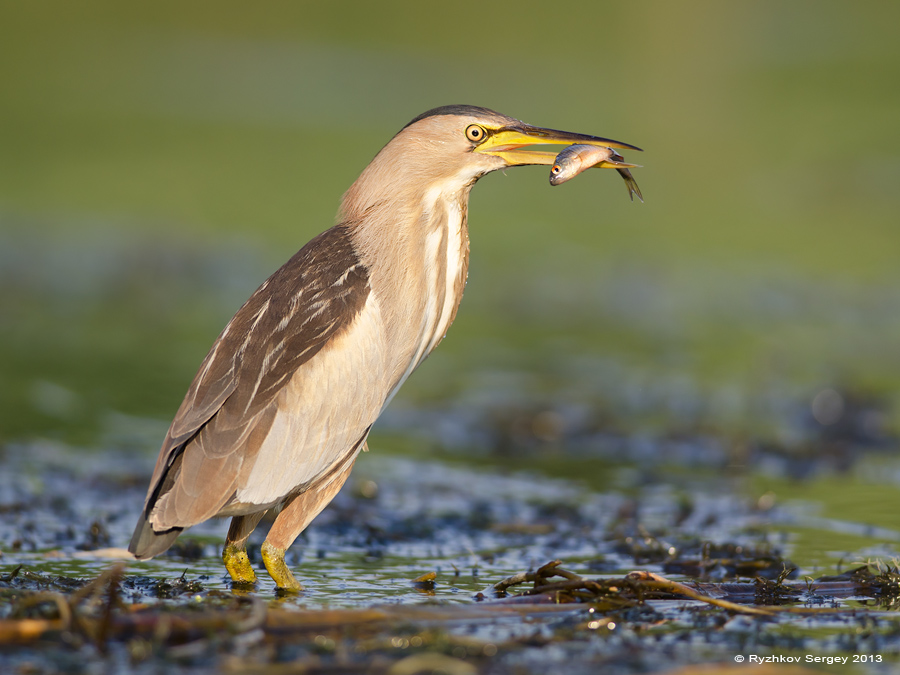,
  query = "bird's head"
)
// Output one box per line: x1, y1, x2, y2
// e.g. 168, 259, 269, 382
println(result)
340, 105, 641, 220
